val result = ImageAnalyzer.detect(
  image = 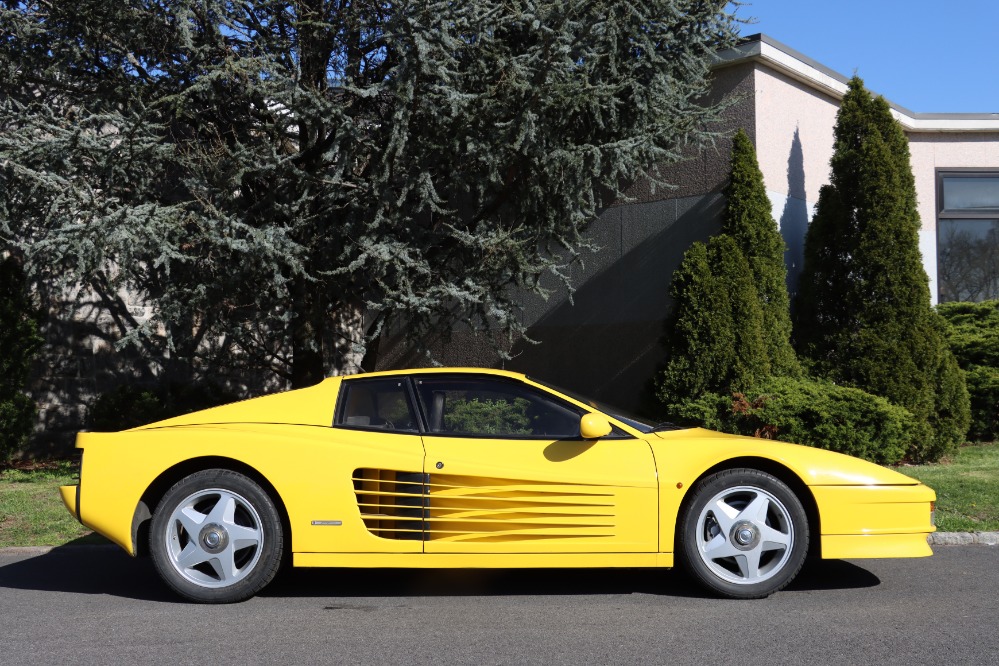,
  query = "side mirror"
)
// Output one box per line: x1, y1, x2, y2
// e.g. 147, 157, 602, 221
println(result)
579, 413, 612, 440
